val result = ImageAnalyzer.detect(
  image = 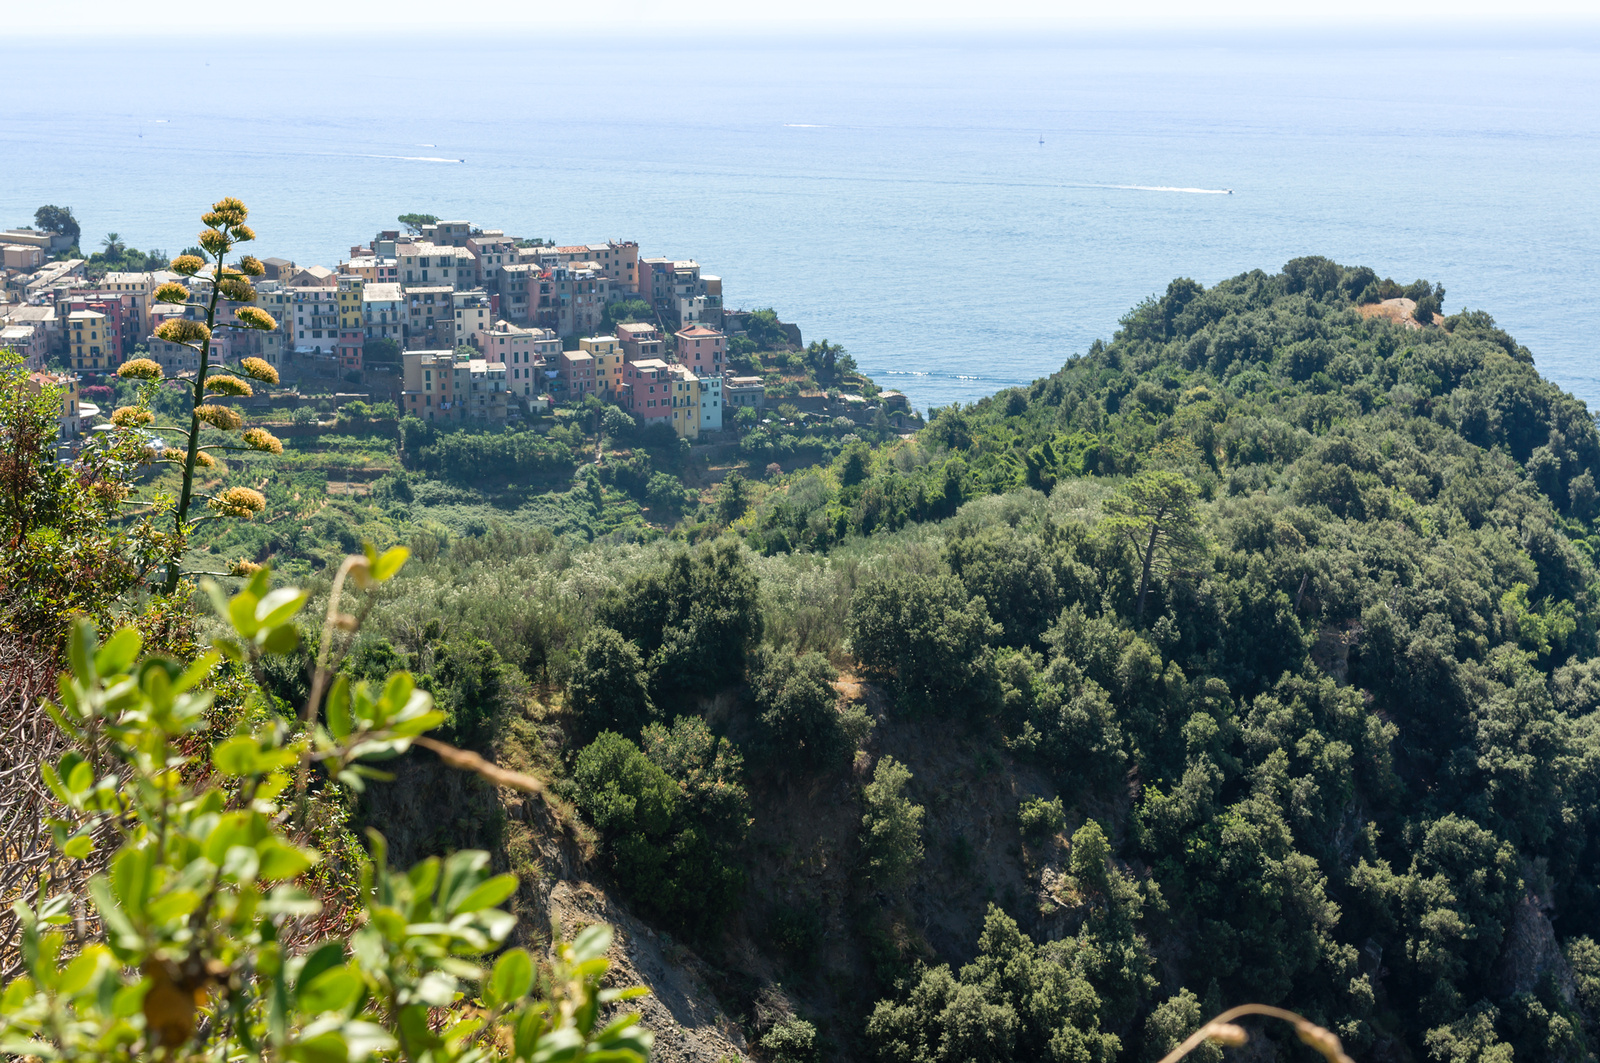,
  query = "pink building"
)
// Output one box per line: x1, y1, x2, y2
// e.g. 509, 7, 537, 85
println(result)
674, 325, 724, 374
477, 321, 560, 398
622, 359, 673, 422
616, 322, 665, 363
558, 350, 598, 399
339, 328, 363, 375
